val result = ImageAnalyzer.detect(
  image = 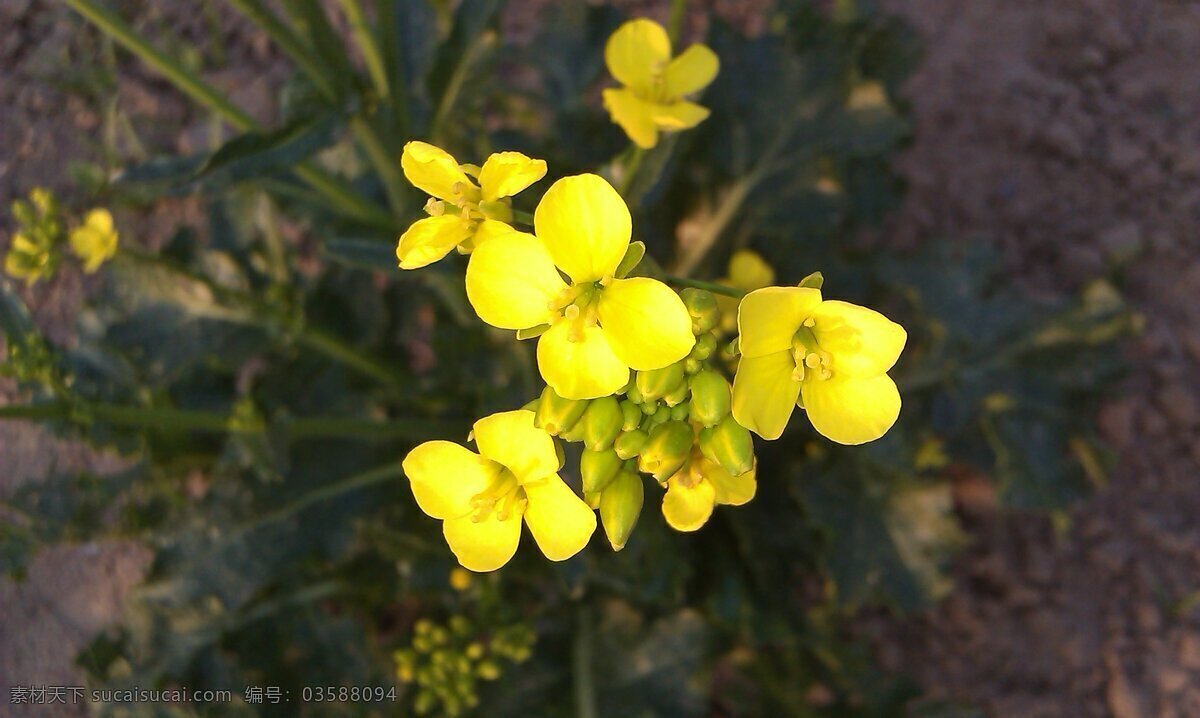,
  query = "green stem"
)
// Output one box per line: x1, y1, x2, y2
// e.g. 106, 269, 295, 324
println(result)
295, 326, 402, 388
350, 116, 407, 216
431, 33, 490, 143
242, 462, 405, 531
335, 0, 390, 101
668, 0, 688, 46
573, 603, 598, 718
663, 275, 744, 298
63, 0, 395, 231
616, 146, 645, 197
512, 209, 534, 226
